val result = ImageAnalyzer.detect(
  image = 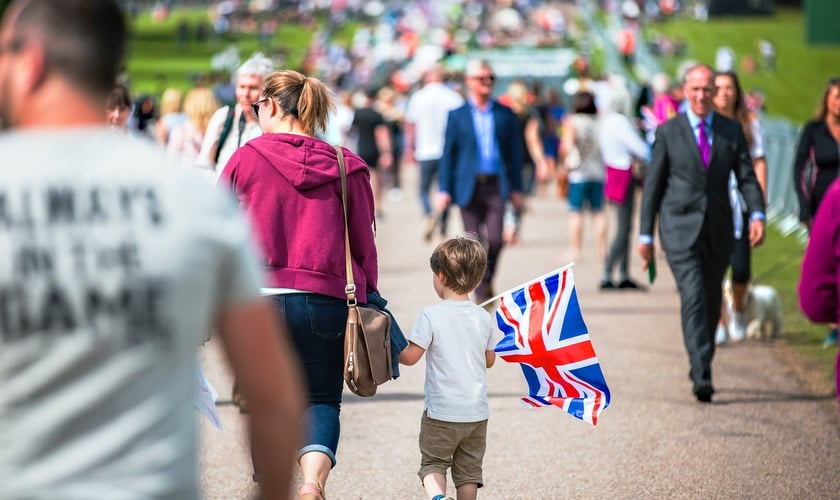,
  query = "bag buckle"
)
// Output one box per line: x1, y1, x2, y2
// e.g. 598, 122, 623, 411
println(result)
345, 284, 357, 306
